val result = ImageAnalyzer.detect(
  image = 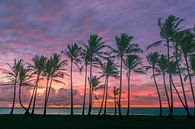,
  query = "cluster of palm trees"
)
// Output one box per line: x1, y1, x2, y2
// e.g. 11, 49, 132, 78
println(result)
1, 15, 195, 117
